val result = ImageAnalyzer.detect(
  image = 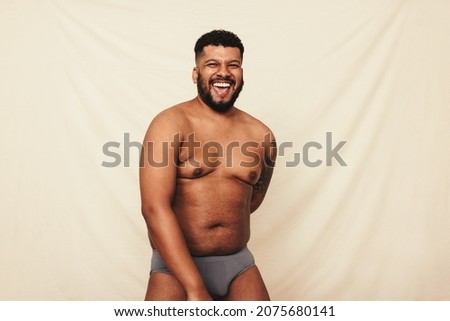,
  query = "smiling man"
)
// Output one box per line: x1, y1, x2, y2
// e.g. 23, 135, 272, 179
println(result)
140, 30, 276, 301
